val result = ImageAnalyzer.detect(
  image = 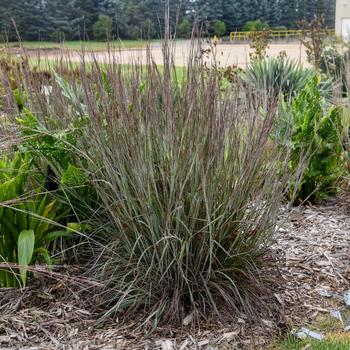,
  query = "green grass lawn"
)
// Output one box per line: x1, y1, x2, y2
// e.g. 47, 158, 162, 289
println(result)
6, 40, 156, 51
273, 313, 350, 350
27, 57, 186, 82
277, 336, 350, 350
